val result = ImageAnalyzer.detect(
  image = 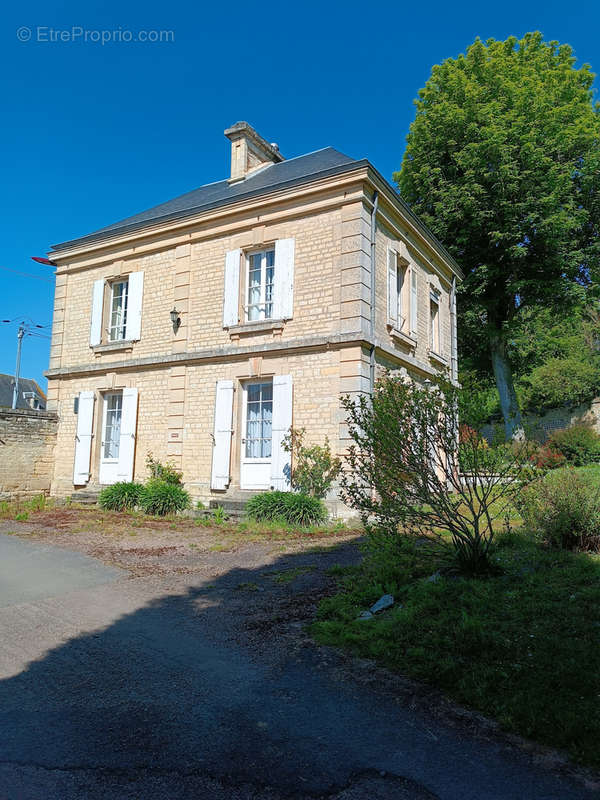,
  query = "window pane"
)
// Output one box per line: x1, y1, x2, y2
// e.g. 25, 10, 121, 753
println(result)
103, 394, 122, 459
265, 251, 275, 319
245, 382, 273, 459
109, 281, 128, 341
